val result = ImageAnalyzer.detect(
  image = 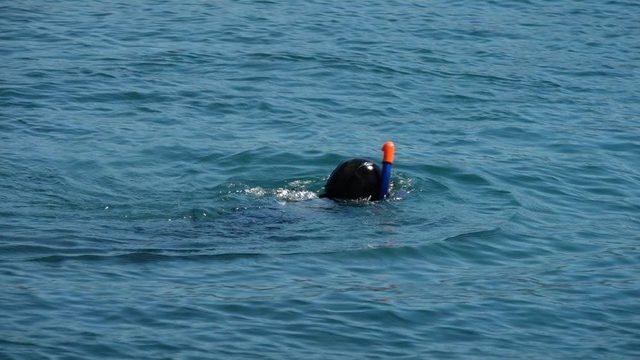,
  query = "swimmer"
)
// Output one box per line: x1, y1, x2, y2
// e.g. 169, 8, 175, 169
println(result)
321, 141, 395, 201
